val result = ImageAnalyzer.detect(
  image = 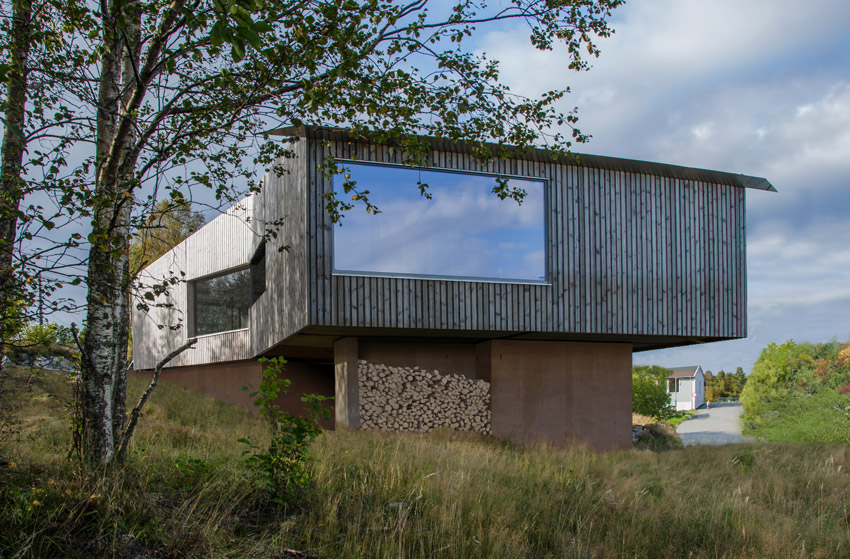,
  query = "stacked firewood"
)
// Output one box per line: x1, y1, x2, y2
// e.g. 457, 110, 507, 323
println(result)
357, 360, 491, 434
